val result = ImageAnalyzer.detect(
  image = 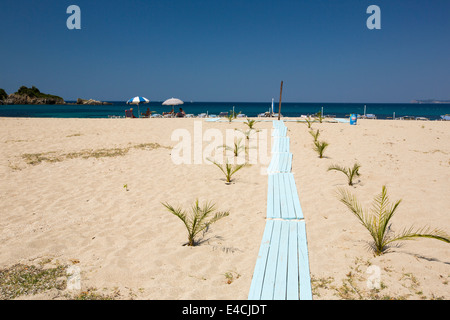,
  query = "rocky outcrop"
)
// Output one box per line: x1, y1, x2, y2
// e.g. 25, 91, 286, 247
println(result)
0, 86, 65, 105
3, 93, 65, 105
0, 86, 112, 106
76, 98, 112, 105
